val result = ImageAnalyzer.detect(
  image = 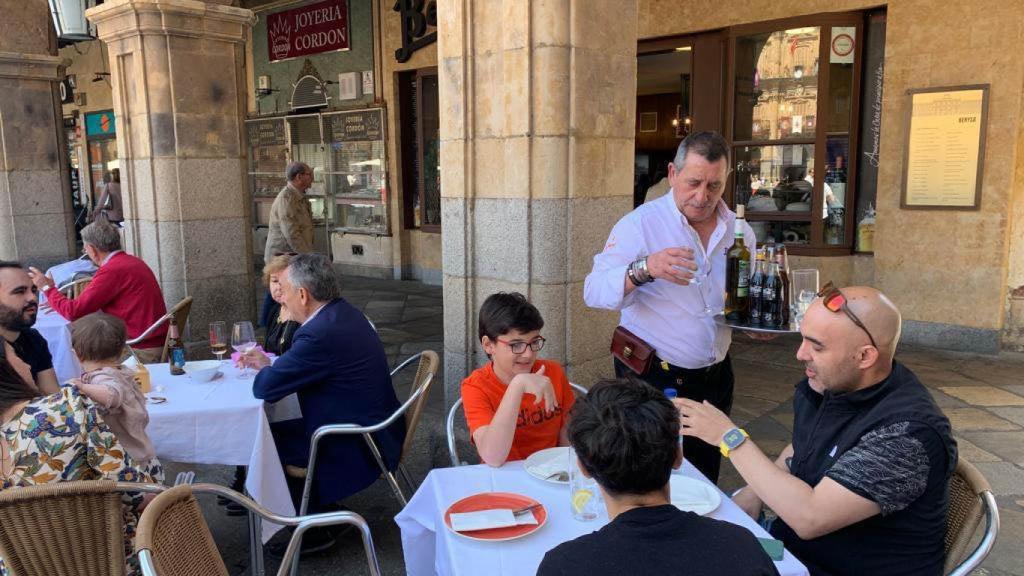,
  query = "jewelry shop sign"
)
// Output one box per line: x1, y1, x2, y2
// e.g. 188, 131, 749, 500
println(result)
267, 0, 350, 63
